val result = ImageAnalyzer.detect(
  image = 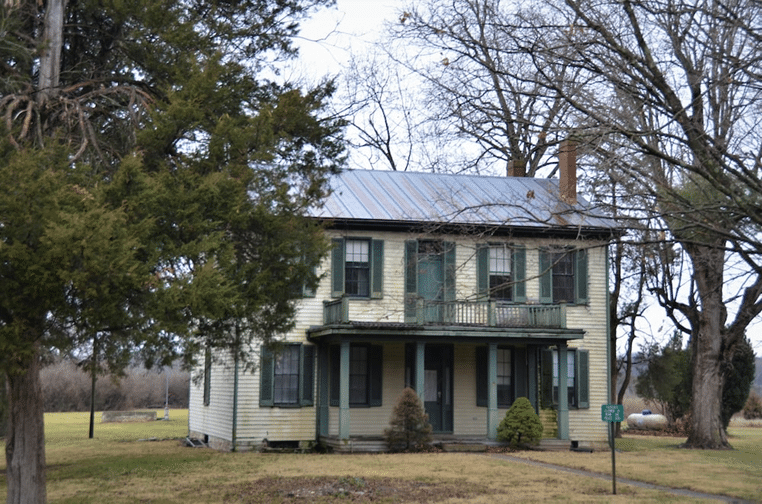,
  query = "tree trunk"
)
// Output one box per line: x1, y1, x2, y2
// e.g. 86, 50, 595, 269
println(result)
37, 0, 67, 103
683, 243, 730, 449
5, 345, 47, 504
